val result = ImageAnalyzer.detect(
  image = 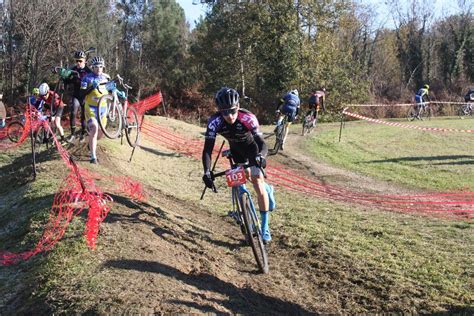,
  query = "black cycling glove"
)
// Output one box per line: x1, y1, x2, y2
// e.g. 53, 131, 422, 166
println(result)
255, 154, 267, 169
202, 172, 215, 189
